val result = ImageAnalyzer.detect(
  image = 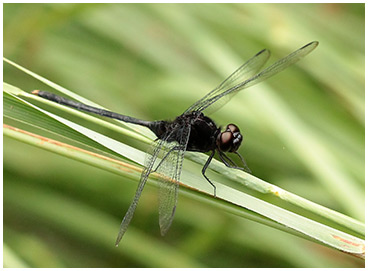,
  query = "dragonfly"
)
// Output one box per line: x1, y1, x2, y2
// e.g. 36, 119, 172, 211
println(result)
32, 41, 319, 246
